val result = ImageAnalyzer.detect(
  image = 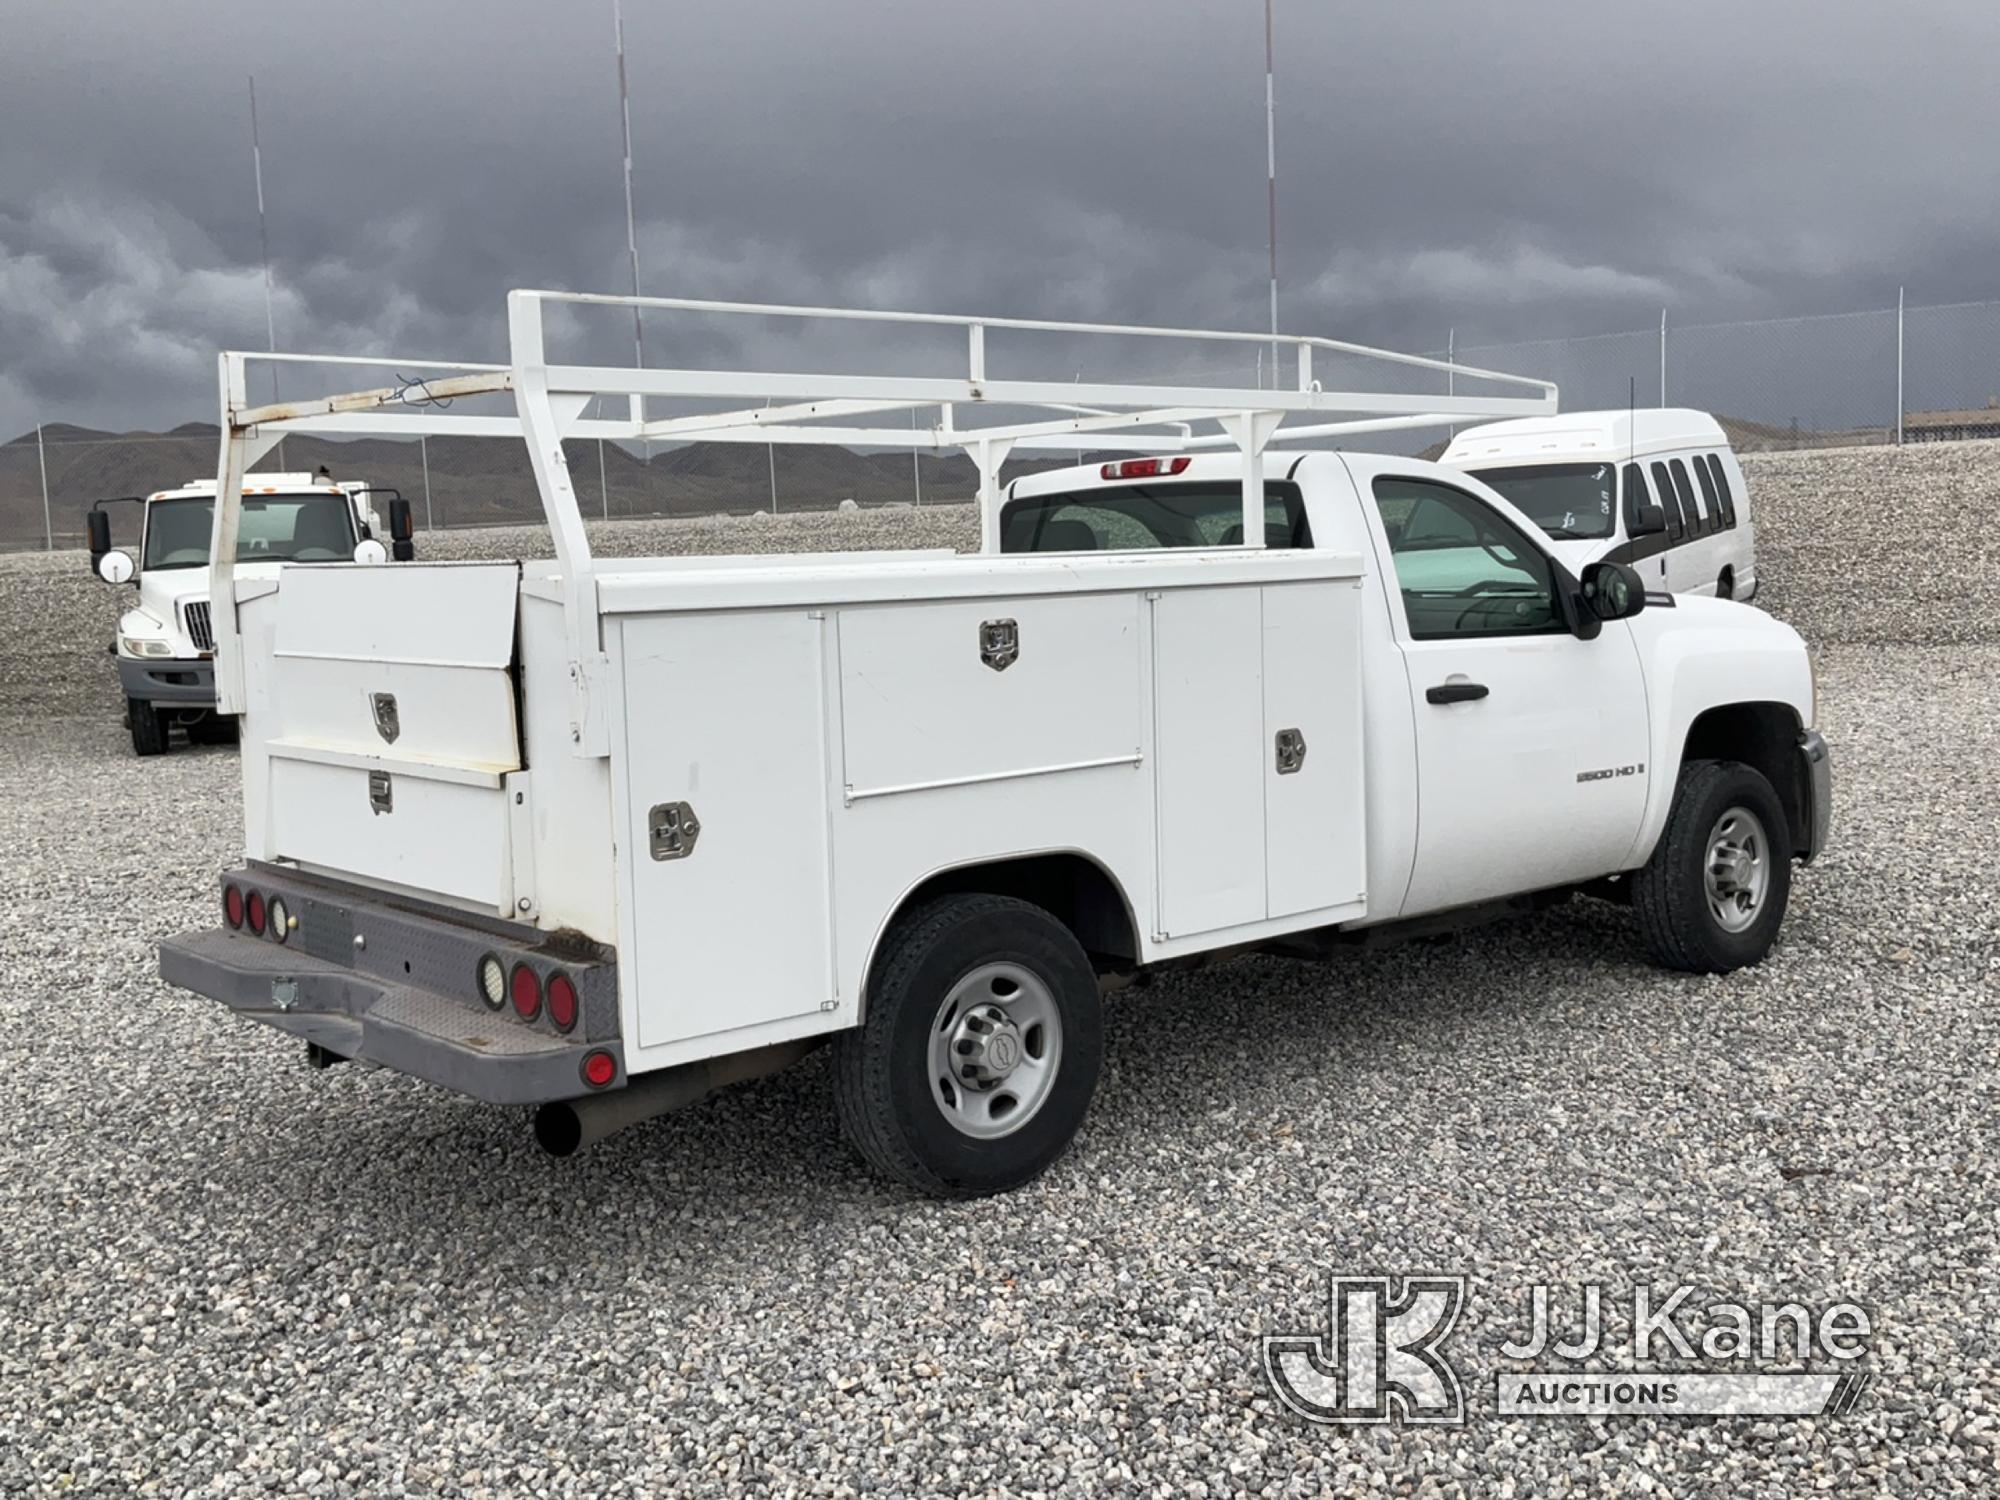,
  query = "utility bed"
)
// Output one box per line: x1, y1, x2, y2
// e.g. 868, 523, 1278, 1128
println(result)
229, 543, 1370, 1073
